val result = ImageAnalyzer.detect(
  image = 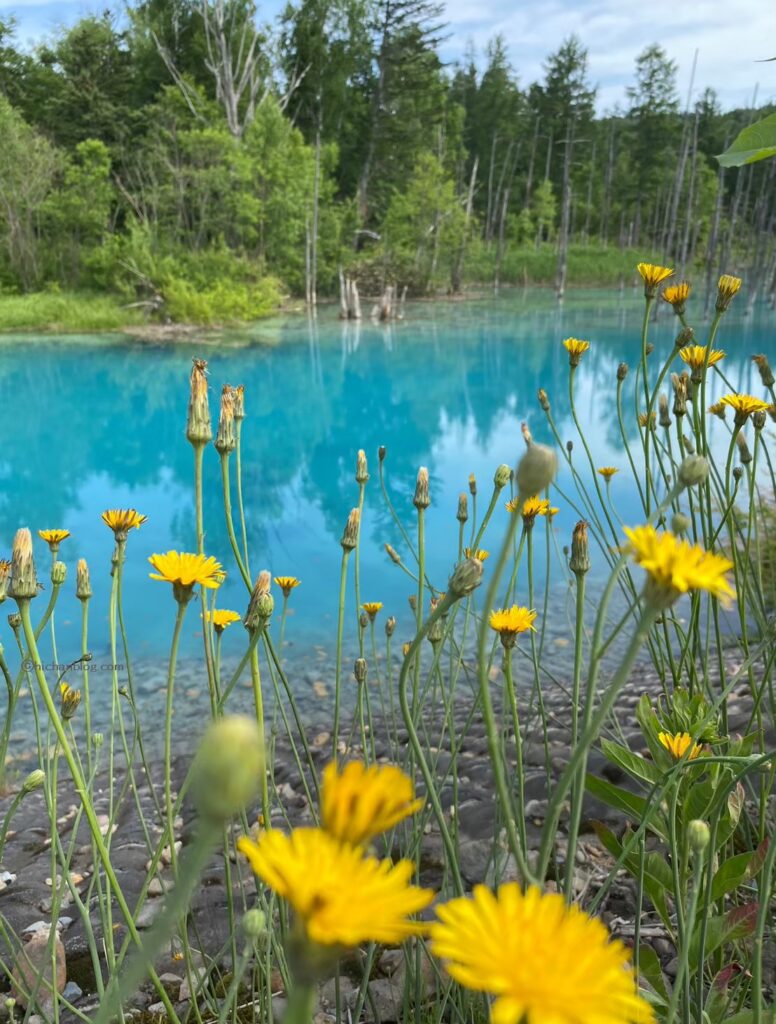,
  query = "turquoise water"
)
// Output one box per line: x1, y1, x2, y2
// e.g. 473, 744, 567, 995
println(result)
1, 288, 773, 684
